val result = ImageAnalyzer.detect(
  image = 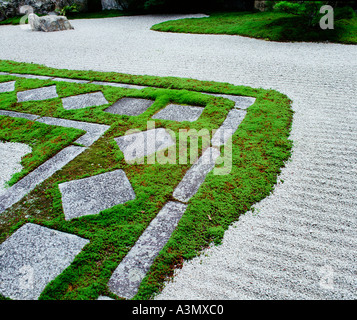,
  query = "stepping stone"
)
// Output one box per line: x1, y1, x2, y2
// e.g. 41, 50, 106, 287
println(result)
0, 109, 40, 121
17, 85, 58, 102
152, 104, 204, 122
105, 97, 154, 116
0, 81, 15, 93
173, 147, 221, 203
108, 201, 187, 299
0, 146, 86, 214
61, 91, 108, 110
0, 223, 89, 300
52, 77, 89, 84
91, 81, 146, 90
59, 169, 135, 221
115, 128, 175, 163
211, 109, 247, 147
208, 93, 256, 109
36, 117, 110, 147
